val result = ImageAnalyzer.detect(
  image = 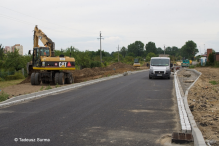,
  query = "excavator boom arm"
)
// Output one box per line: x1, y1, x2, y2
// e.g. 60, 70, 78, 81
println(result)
34, 25, 55, 56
